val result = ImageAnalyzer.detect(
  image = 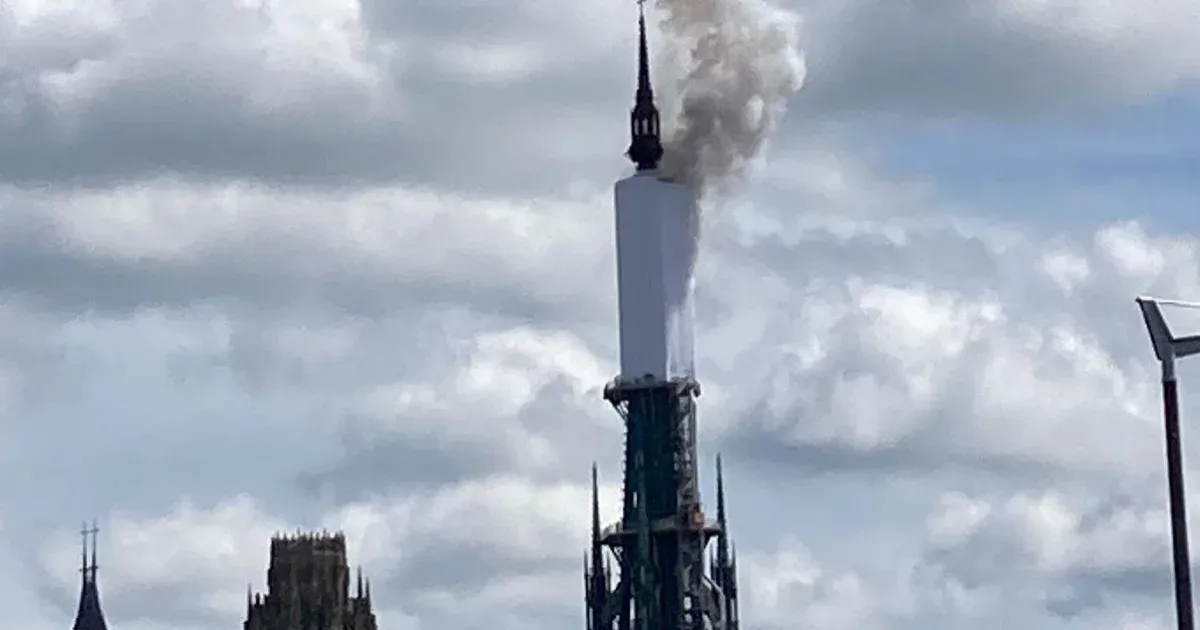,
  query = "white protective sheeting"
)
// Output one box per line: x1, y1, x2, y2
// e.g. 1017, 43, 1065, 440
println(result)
613, 172, 698, 381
